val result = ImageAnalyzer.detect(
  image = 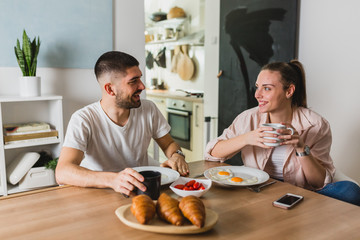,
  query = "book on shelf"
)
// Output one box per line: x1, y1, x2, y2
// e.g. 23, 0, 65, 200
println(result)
4, 136, 58, 145
3, 122, 50, 136
4, 130, 58, 144
4, 129, 52, 136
